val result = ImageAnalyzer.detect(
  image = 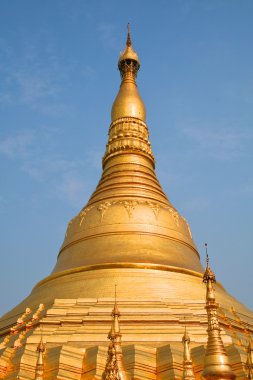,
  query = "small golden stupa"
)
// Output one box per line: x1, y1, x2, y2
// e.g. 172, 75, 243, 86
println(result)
0, 26, 252, 380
